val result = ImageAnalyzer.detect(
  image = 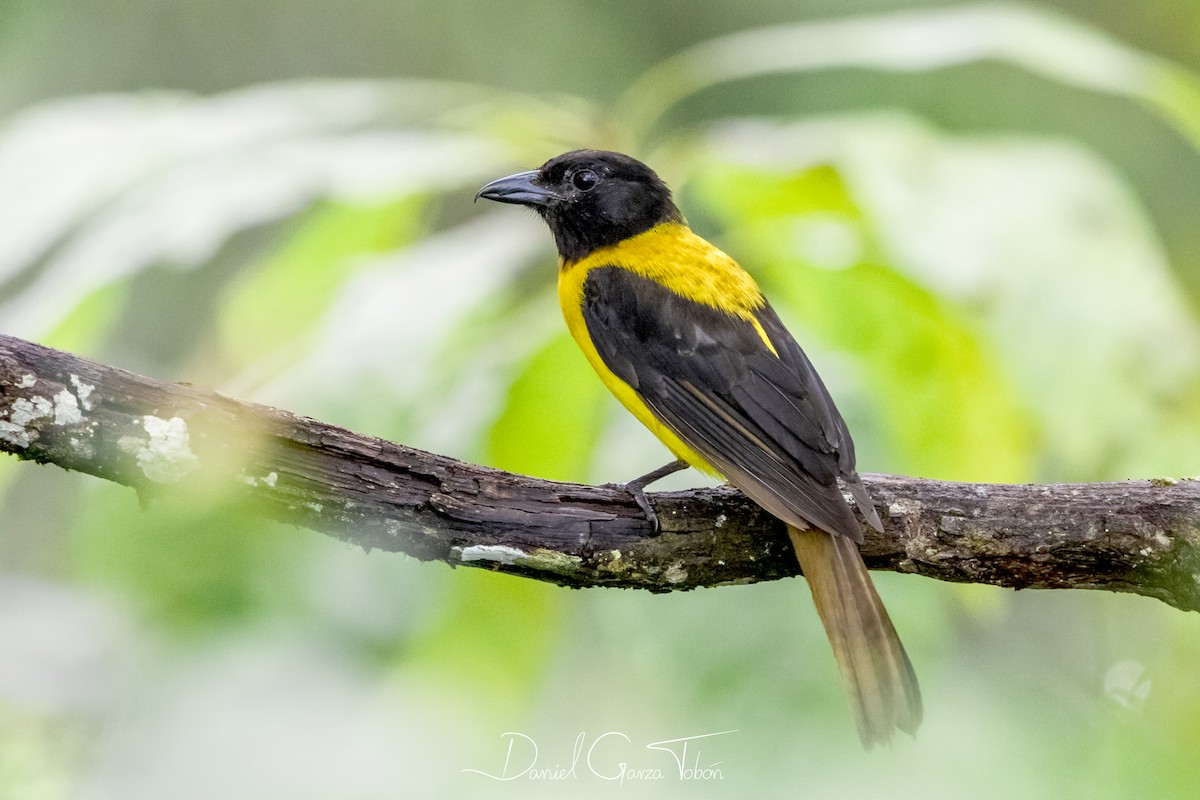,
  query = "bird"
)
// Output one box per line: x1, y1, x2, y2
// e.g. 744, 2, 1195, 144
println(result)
477, 149, 921, 747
